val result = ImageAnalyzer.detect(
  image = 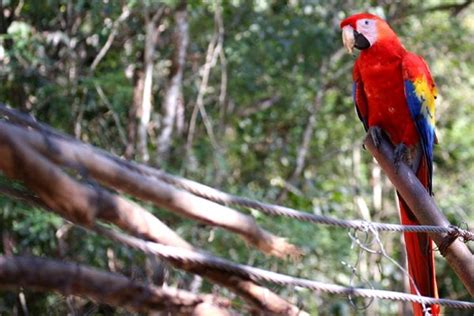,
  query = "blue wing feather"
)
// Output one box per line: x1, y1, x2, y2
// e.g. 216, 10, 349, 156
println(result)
404, 80, 436, 193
